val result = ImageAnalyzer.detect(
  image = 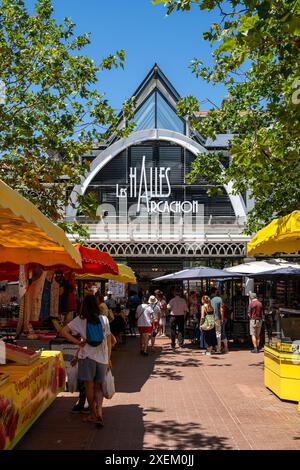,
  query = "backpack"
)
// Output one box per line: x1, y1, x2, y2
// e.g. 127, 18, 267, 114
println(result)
86, 317, 104, 347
